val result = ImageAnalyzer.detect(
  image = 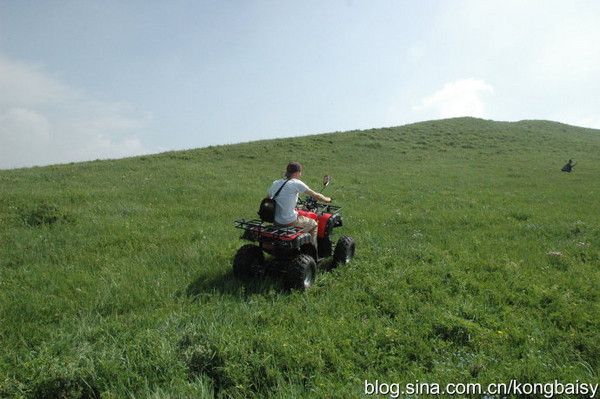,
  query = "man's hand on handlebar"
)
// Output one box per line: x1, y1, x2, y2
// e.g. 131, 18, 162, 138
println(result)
305, 188, 331, 204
